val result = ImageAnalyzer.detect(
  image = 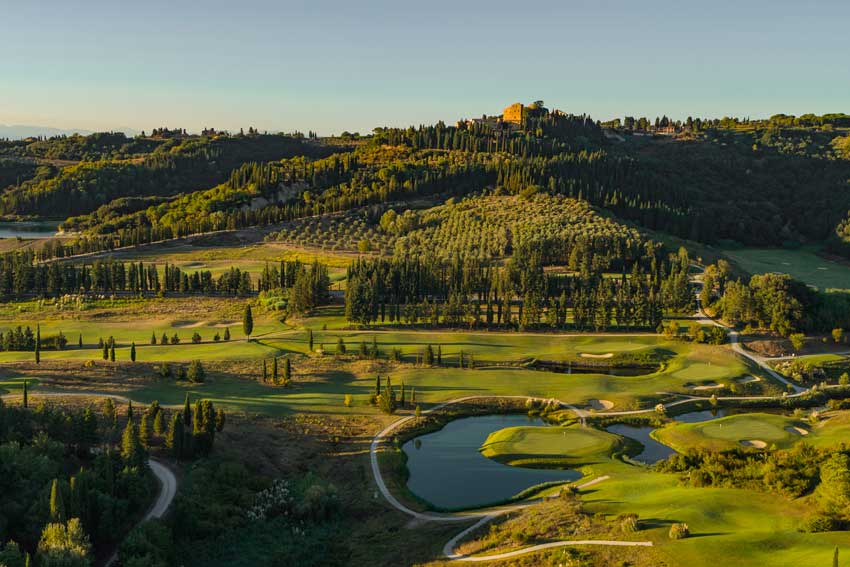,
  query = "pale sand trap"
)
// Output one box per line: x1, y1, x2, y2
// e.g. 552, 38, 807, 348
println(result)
736, 375, 761, 384
786, 426, 809, 436
580, 352, 614, 359
173, 320, 208, 328
588, 399, 615, 410
212, 320, 239, 328
740, 439, 767, 448
692, 381, 723, 390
